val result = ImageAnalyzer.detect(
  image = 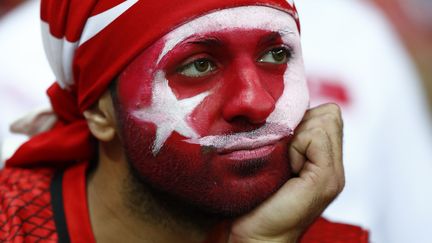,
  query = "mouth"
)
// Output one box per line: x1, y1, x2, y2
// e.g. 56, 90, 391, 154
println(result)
220, 144, 277, 161
216, 134, 284, 153
185, 123, 293, 152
